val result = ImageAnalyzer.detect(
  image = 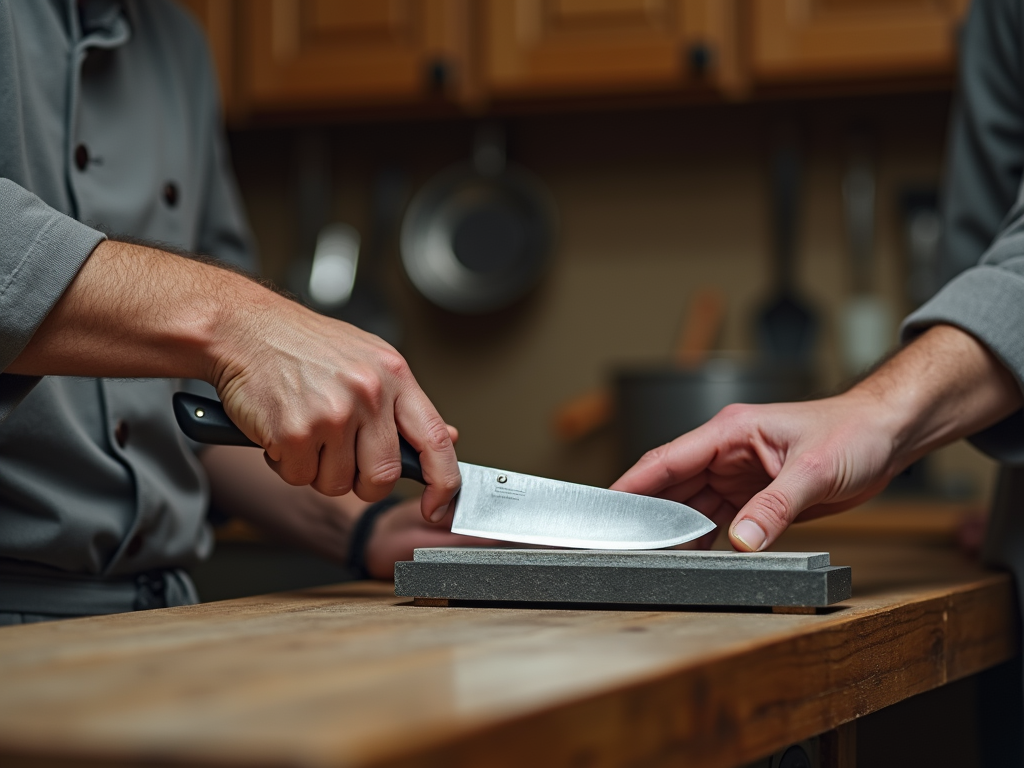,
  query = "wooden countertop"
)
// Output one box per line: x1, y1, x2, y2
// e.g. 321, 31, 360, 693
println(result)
0, 537, 1017, 768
